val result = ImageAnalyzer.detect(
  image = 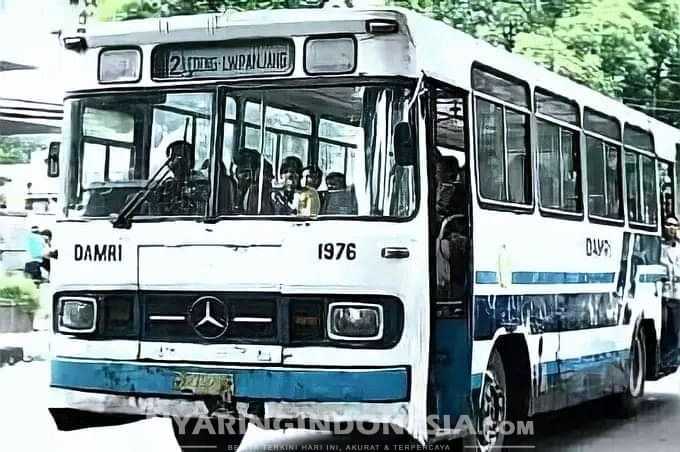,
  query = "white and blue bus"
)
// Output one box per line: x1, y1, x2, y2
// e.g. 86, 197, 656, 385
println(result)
46, 3, 680, 451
